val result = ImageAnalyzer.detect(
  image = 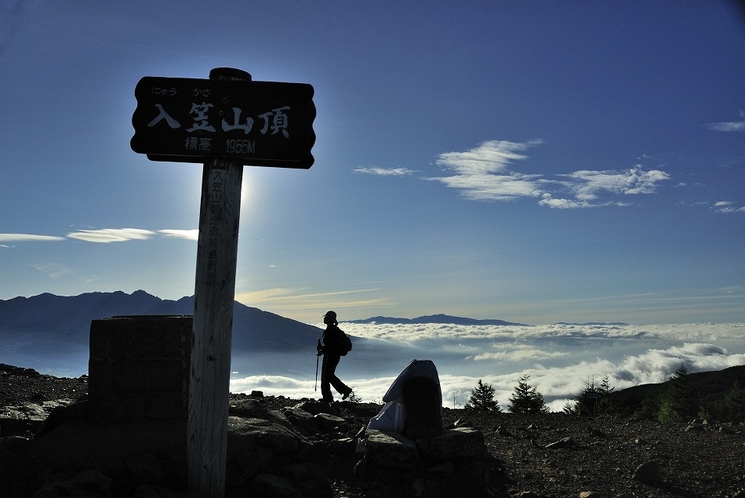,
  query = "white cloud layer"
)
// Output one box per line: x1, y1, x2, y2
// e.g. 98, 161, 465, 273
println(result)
423, 140, 671, 208
229, 322, 745, 411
